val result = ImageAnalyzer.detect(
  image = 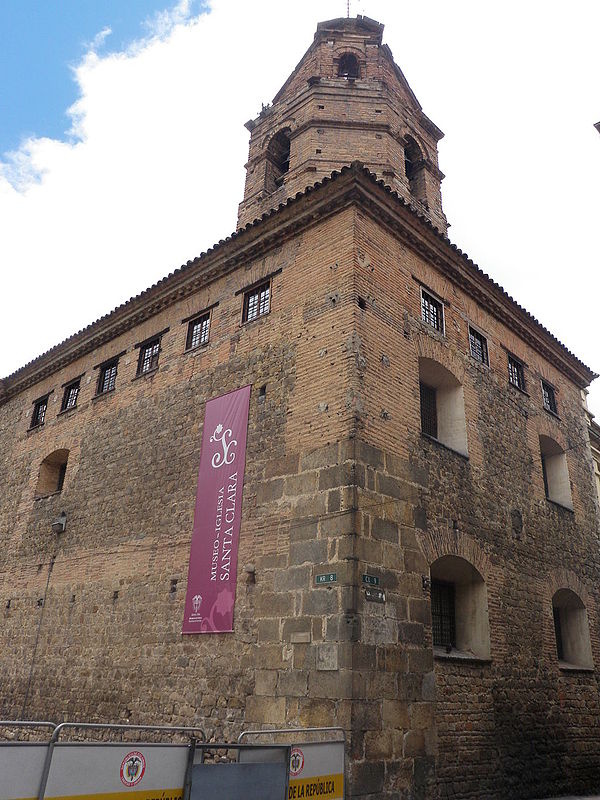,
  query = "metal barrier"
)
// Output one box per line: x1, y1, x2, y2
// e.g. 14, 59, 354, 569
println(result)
191, 743, 291, 800
239, 727, 346, 800
0, 721, 57, 800
0, 720, 205, 800
0, 720, 344, 800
